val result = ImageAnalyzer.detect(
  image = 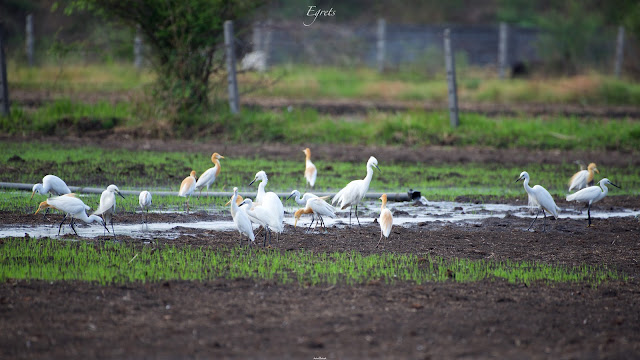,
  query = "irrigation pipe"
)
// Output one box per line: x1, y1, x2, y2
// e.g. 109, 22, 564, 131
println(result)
0, 182, 413, 201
